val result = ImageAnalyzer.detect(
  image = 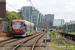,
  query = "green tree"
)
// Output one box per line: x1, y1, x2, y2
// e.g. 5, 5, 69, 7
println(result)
6, 10, 21, 33
45, 29, 48, 33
